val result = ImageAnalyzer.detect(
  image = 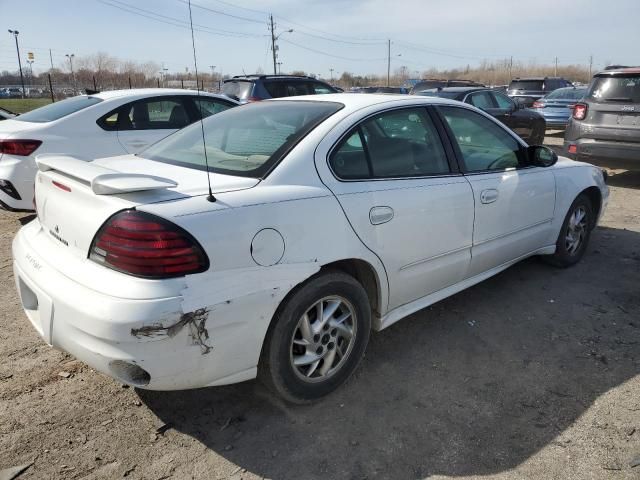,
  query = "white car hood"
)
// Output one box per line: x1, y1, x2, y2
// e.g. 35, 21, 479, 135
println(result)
92, 154, 260, 197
